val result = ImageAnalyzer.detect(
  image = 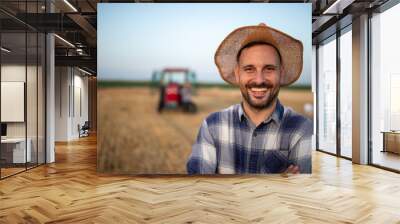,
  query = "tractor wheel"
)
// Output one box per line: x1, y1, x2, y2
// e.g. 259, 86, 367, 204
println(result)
157, 87, 165, 113
186, 102, 197, 113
